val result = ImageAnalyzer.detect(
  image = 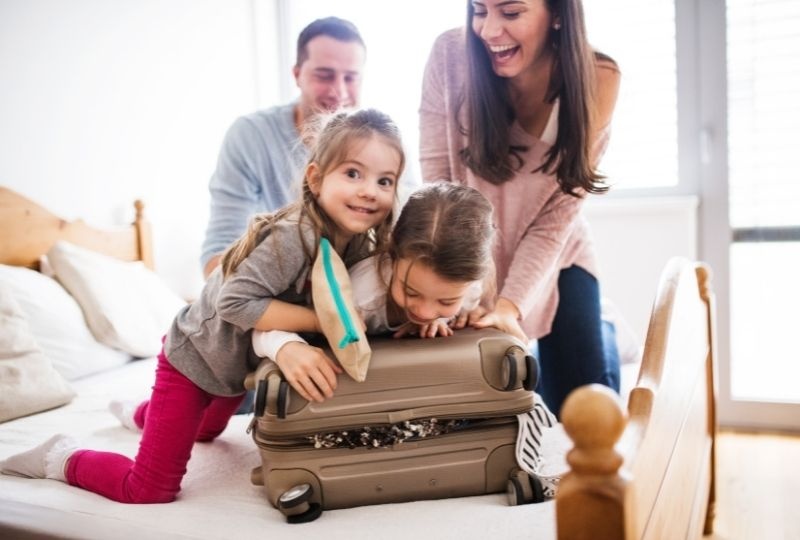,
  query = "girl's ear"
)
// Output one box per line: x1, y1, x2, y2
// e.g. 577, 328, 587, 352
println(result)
306, 162, 322, 196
